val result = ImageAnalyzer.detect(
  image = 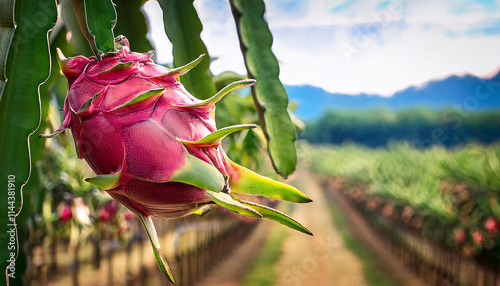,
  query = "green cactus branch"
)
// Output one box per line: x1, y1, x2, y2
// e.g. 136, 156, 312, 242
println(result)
230, 0, 298, 177
0, 0, 15, 94
157, 0, 216, 100
58, 0, 89, 56
0, 0, 57, 284
113, 0, 153, 53
69, 0, 116, 59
